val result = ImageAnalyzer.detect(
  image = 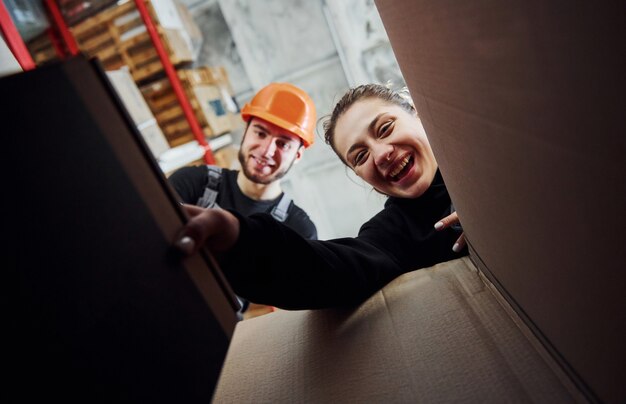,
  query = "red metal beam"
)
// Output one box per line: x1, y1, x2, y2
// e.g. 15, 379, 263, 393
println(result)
133, 0, 215, 165
43, 0, 79, 56
46, 27, 67, 59
0, 0, 36, 70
